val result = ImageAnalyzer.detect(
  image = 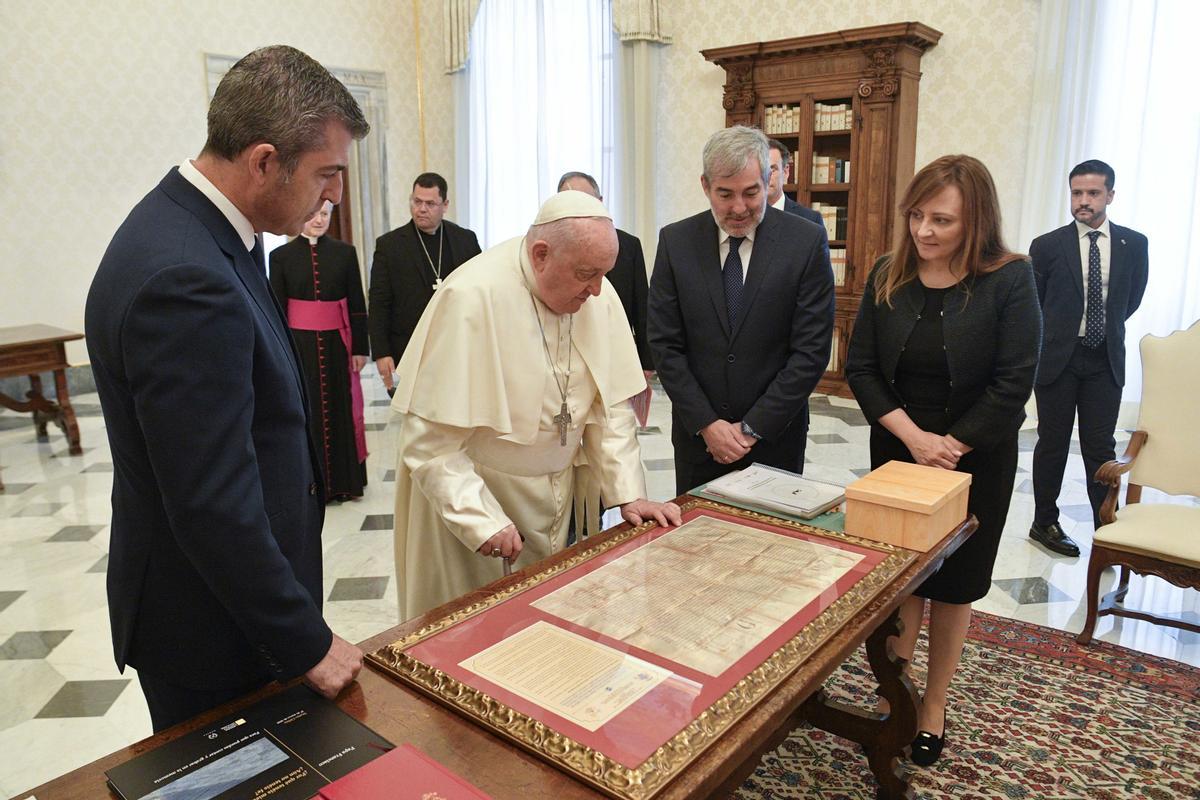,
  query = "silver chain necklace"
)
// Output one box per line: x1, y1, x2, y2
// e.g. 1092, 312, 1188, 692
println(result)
529, 293, 574, 446
415, 223, 444, 291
